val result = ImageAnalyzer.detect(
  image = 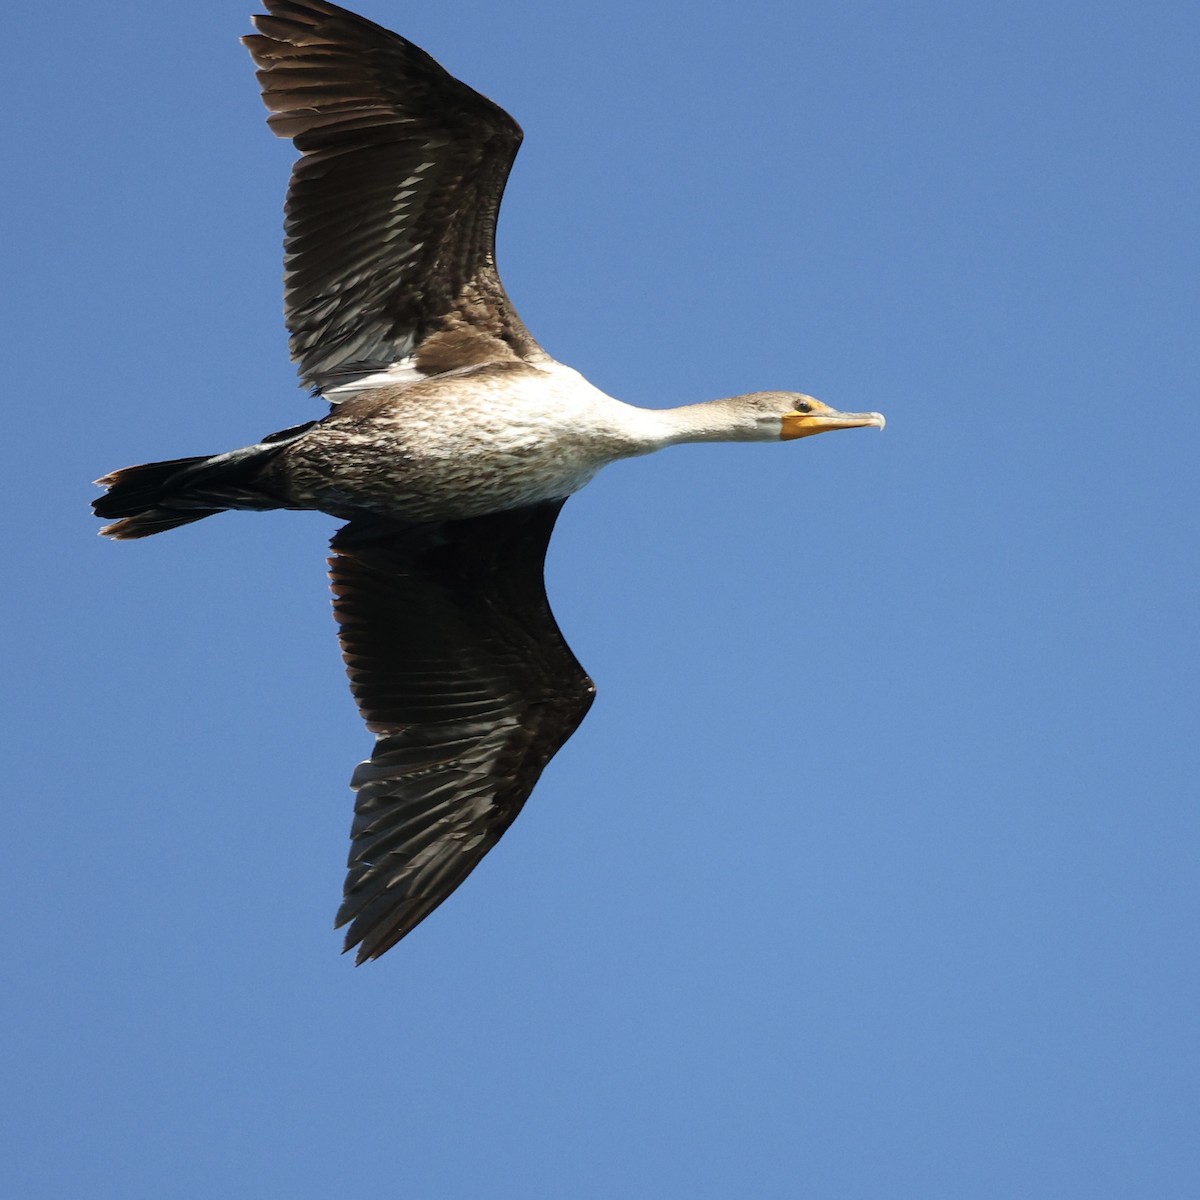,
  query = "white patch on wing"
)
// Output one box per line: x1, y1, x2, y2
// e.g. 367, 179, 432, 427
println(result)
324, 360, 426, 401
